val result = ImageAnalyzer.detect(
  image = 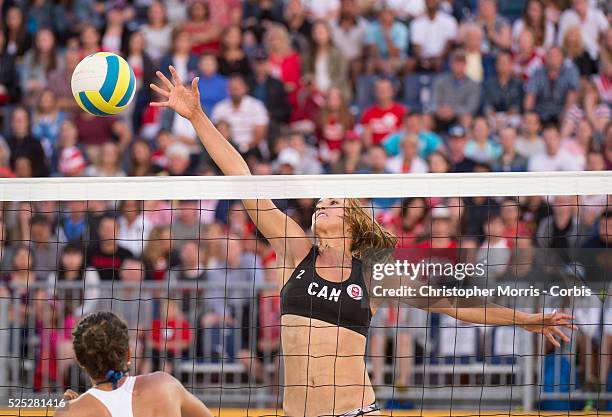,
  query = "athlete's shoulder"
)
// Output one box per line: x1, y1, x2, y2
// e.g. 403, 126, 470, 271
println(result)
138, 371, 181, 390
55, 392, 101, 417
